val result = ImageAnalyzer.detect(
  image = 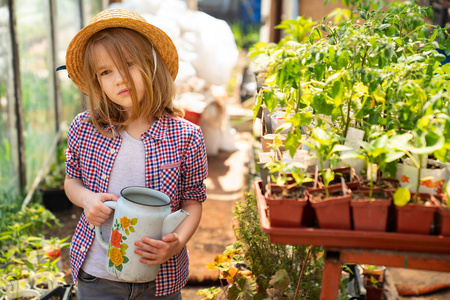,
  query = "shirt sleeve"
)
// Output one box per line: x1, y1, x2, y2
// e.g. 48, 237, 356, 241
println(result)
180, 126, 208, 202
65, 113, 84, 180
